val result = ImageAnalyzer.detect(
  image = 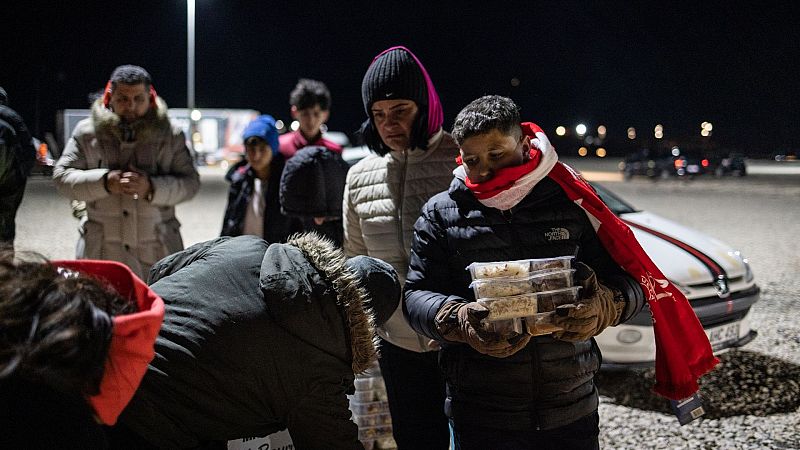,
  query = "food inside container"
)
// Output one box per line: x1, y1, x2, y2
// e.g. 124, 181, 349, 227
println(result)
528, 256, 574, 272
524, 286, 582, 336
358, 425, 393, 440
482, 317, 524, 337
350, 400, 391, 416
479, 292, 538, 321
470, 269, 575, 299
353, 412, 393, 427
467, 260, 530, 279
